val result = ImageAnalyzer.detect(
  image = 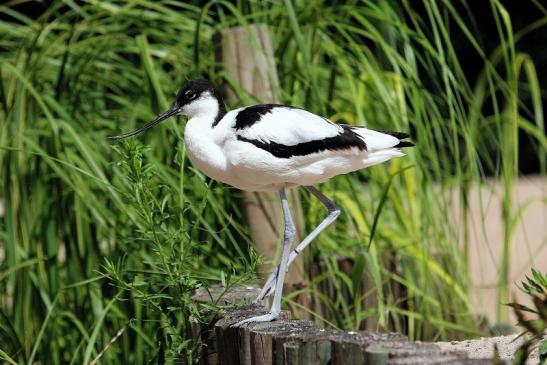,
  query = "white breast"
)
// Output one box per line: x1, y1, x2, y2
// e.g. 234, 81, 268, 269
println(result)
183, 117, 231, 184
